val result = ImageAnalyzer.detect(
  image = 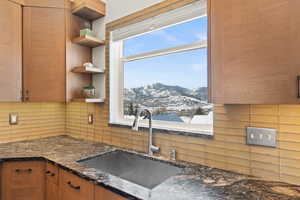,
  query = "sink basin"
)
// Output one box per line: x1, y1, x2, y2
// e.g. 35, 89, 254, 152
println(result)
77, 150, 182, 189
